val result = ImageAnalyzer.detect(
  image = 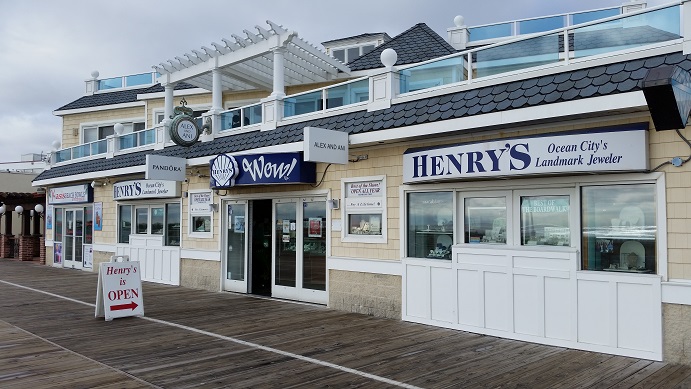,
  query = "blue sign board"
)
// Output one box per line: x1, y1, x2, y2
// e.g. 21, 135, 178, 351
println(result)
210, 152, 316, 188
